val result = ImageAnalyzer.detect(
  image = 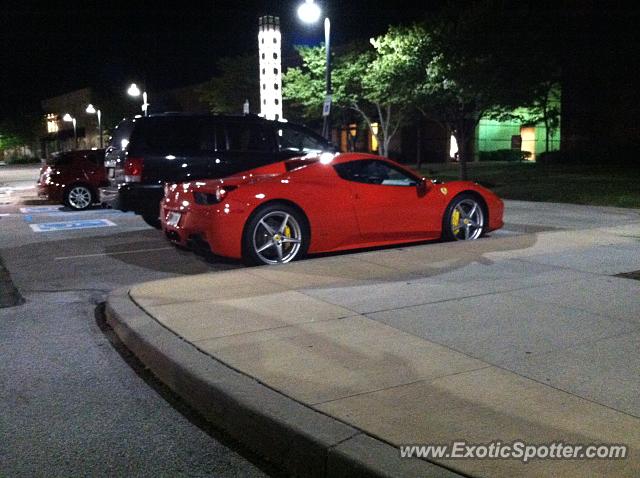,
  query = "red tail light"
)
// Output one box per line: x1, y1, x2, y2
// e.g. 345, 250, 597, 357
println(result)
124, 157, 144, 182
